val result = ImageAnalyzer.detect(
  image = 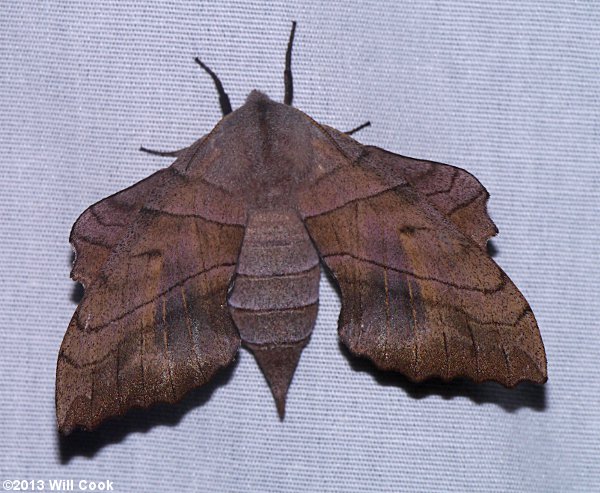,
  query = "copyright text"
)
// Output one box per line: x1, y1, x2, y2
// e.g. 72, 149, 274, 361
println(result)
3, 480, 114, 491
